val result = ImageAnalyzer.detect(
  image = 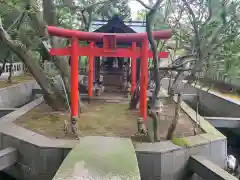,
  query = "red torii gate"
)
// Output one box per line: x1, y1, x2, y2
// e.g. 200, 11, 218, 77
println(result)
47, 26, 172, 123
